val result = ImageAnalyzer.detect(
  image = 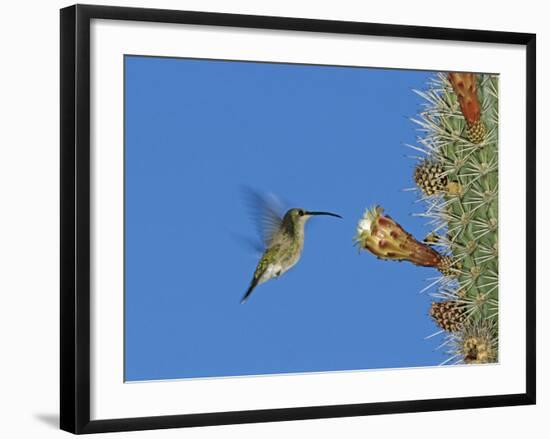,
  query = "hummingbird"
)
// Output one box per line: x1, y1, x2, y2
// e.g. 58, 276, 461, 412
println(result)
240, 191, 341, 304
